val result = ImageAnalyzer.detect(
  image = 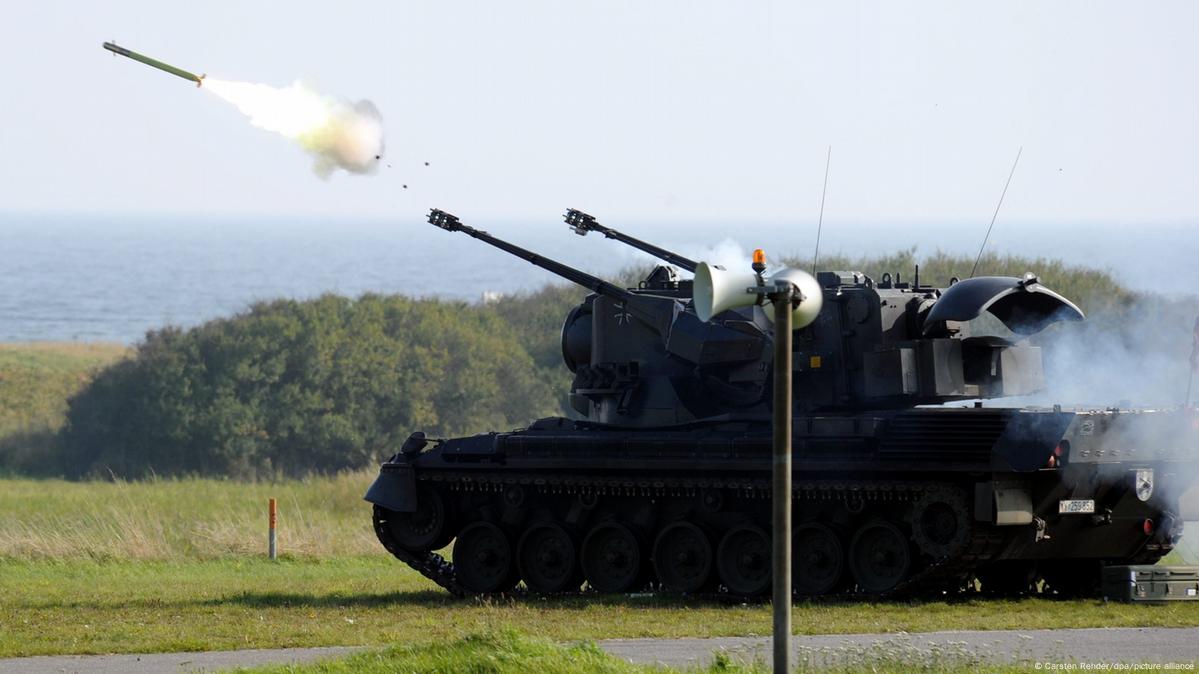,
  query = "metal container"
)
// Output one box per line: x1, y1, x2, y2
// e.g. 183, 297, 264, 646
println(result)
1103, 565, 1199, 603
